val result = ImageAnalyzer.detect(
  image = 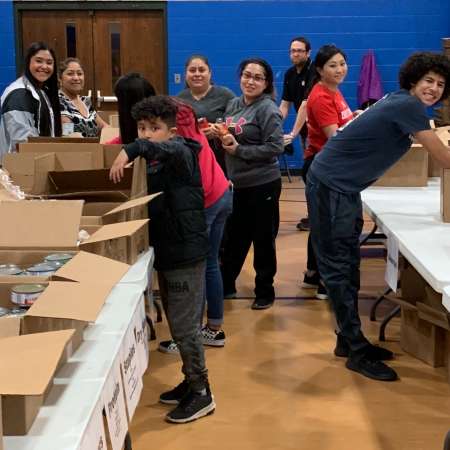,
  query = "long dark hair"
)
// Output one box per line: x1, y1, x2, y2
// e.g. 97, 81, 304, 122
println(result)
309, 44, 347, 89
24, 41, 62, 136
238, 57, 275, 99
114, 73, 156, 144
